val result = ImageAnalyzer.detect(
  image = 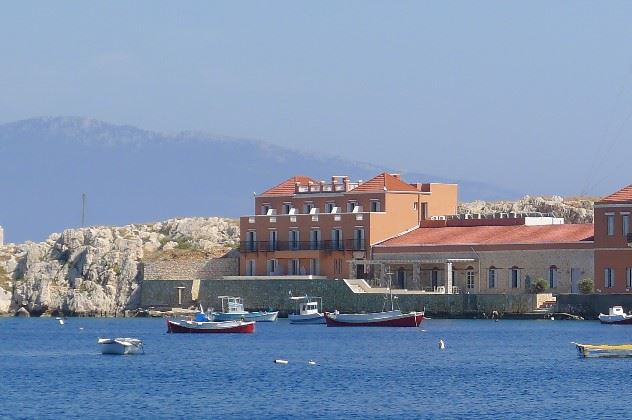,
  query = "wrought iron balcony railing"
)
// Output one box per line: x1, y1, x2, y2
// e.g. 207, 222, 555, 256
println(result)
239, 239, 366, 253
